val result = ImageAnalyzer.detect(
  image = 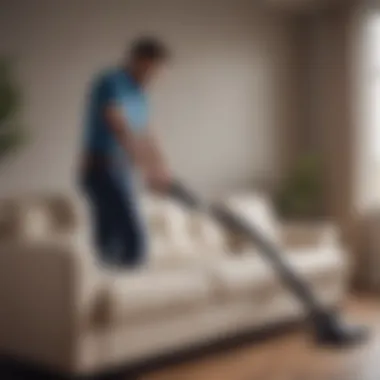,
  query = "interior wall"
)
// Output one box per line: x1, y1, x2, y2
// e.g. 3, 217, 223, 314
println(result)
0, 0, 298, 197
